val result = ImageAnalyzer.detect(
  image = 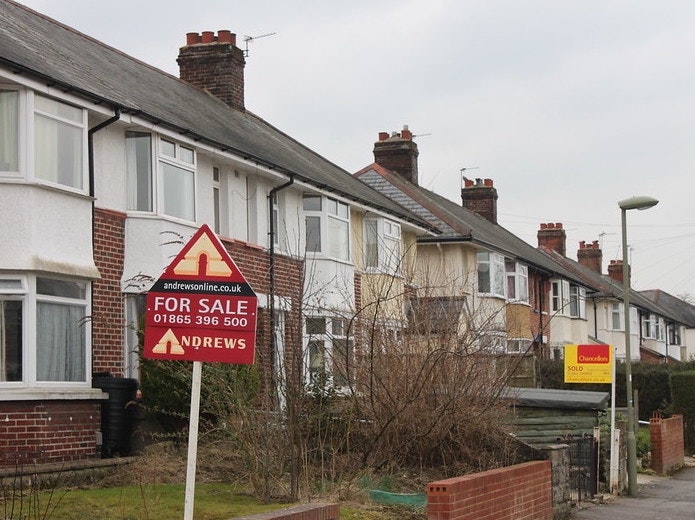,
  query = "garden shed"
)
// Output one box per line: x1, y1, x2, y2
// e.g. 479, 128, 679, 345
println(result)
505, 387, 610, 446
